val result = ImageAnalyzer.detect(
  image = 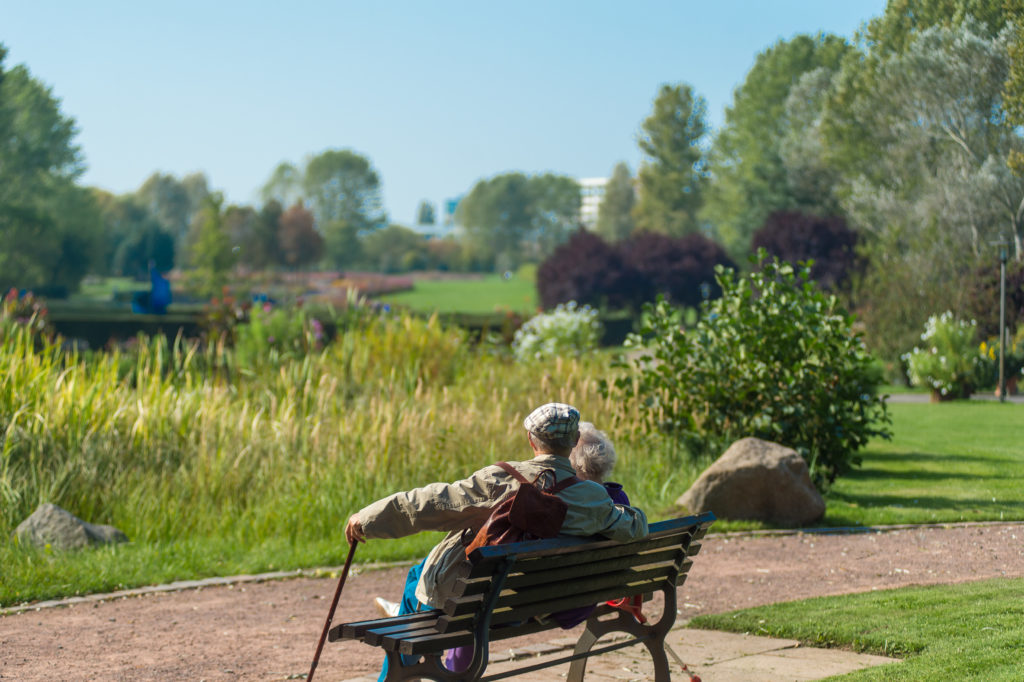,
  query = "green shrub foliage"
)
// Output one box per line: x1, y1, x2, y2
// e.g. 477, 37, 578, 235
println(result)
605, 254, 890, 489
